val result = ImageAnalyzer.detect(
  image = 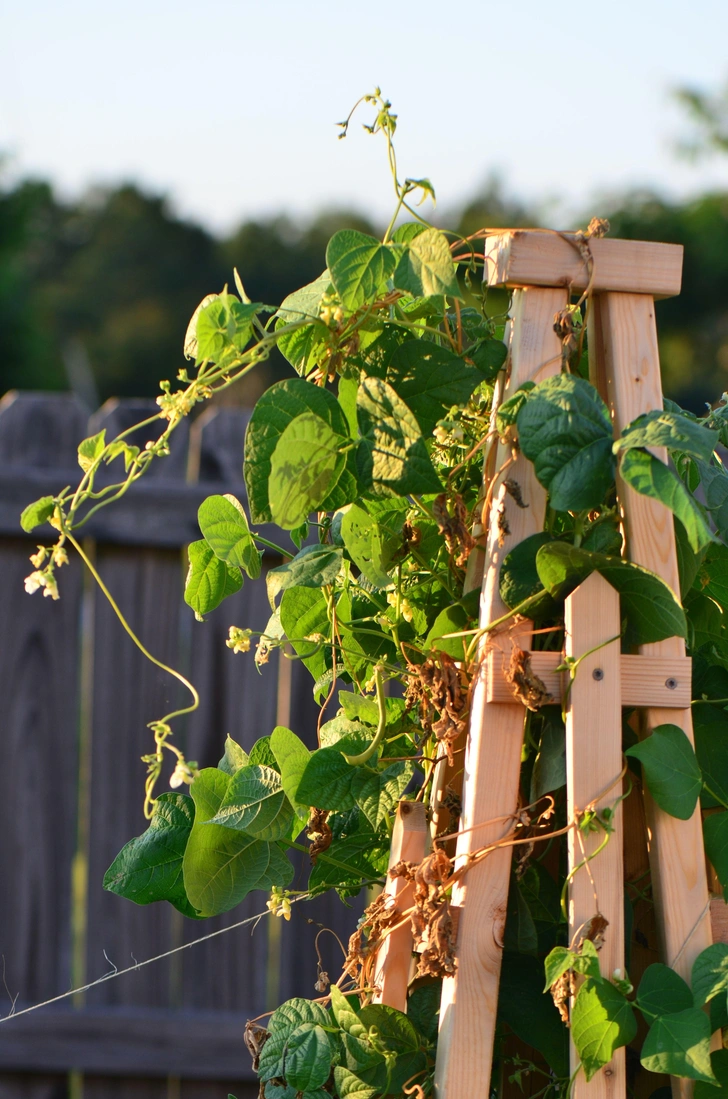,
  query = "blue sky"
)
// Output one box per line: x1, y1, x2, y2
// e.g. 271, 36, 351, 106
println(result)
3, 0, 728, 233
